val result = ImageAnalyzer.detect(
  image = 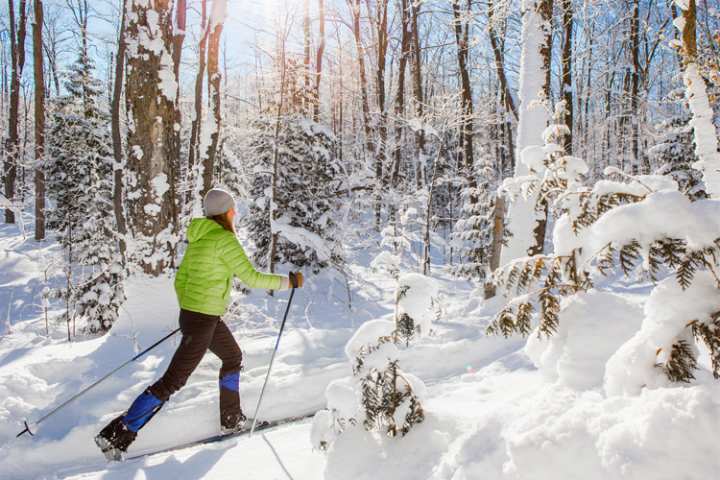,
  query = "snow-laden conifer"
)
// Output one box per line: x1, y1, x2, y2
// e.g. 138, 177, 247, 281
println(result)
46, 54, 125, 334
245, 115, 342, 272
